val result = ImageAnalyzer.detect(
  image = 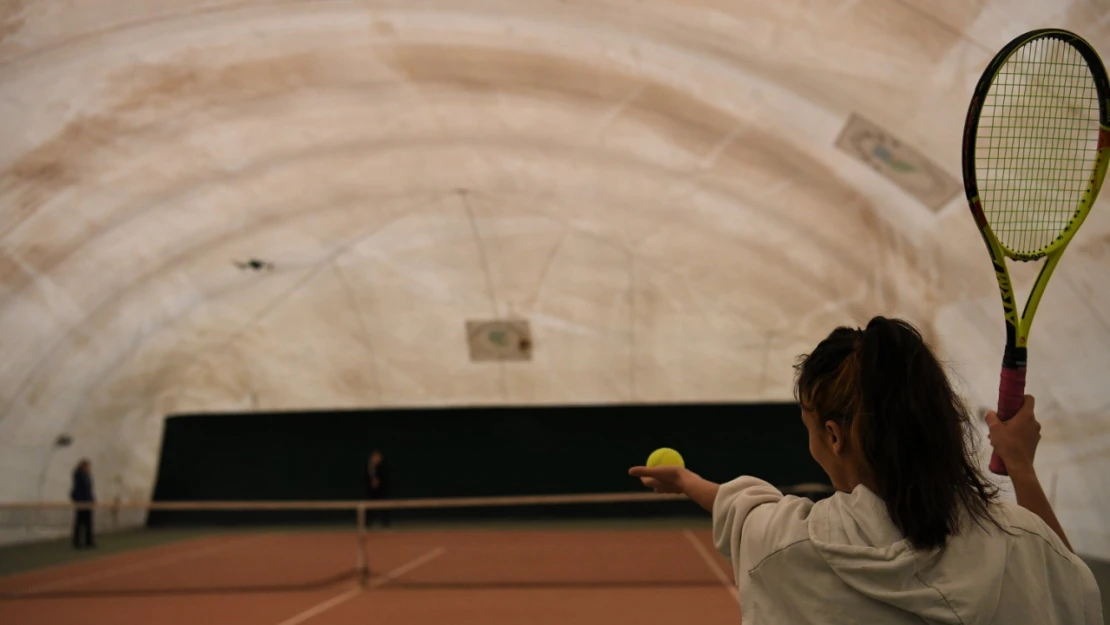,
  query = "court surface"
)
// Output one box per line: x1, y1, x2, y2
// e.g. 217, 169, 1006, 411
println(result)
0, 520, 743, 625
